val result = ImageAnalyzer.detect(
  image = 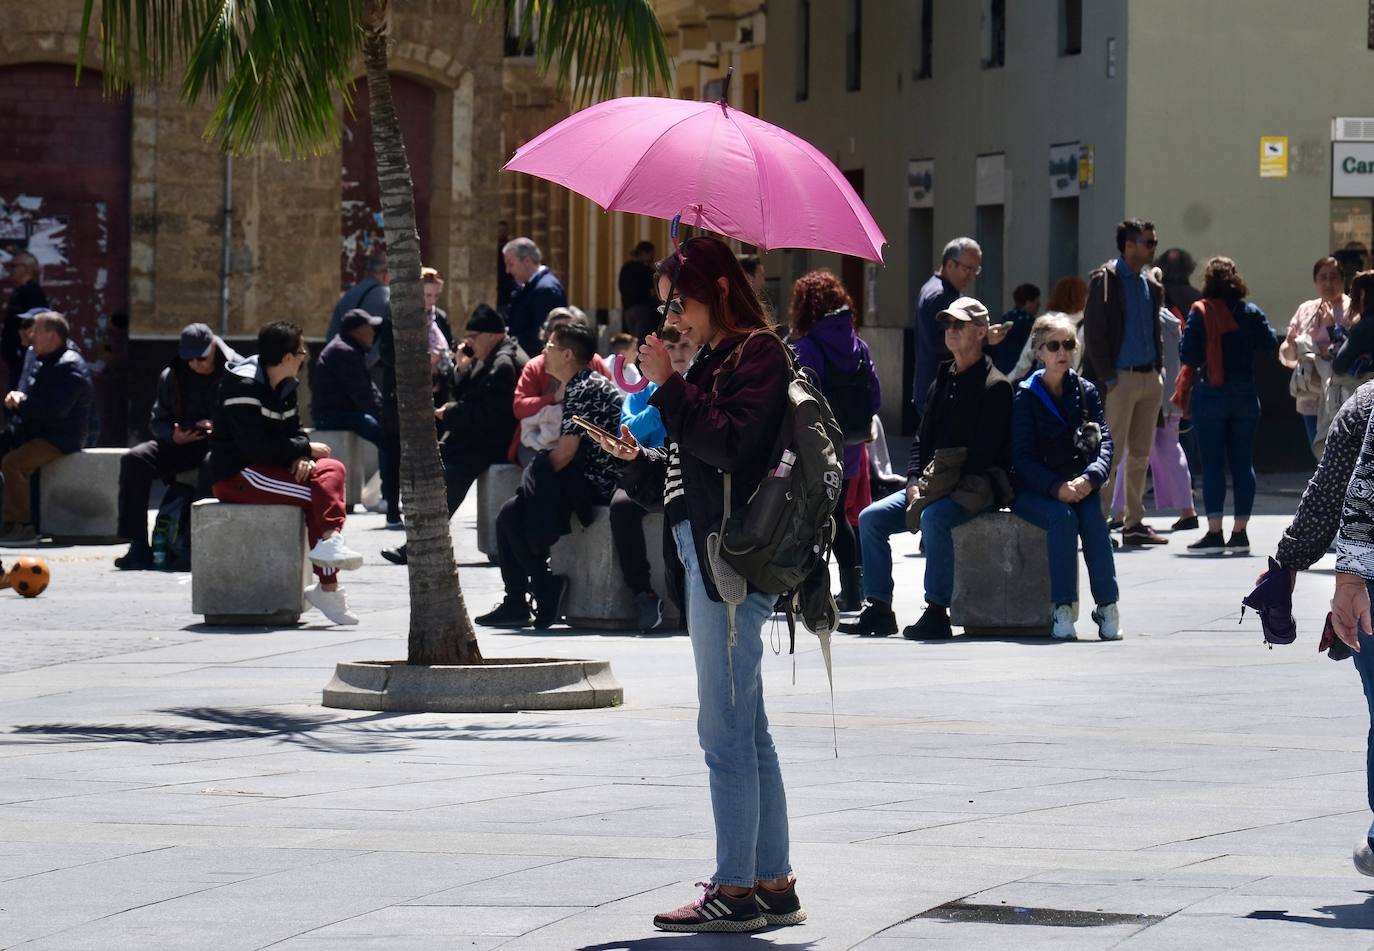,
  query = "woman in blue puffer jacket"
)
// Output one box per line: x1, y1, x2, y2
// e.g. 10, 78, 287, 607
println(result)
1011, 313, 1121, 642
